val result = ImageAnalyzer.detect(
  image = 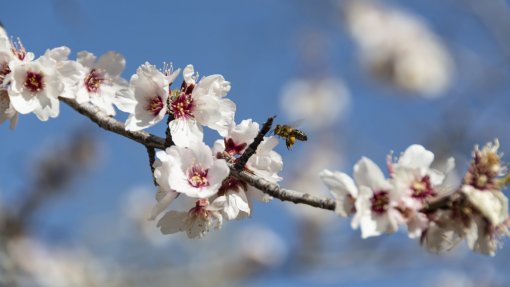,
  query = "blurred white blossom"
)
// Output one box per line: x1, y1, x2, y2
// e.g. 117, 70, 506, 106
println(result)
280, 78, 350, 130
345, 0, 453, 96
